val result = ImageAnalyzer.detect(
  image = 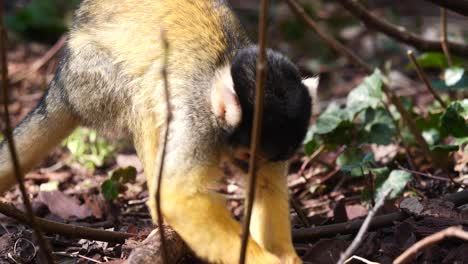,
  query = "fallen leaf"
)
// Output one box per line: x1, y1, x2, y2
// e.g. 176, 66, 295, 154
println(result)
38, 191, 92, 220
